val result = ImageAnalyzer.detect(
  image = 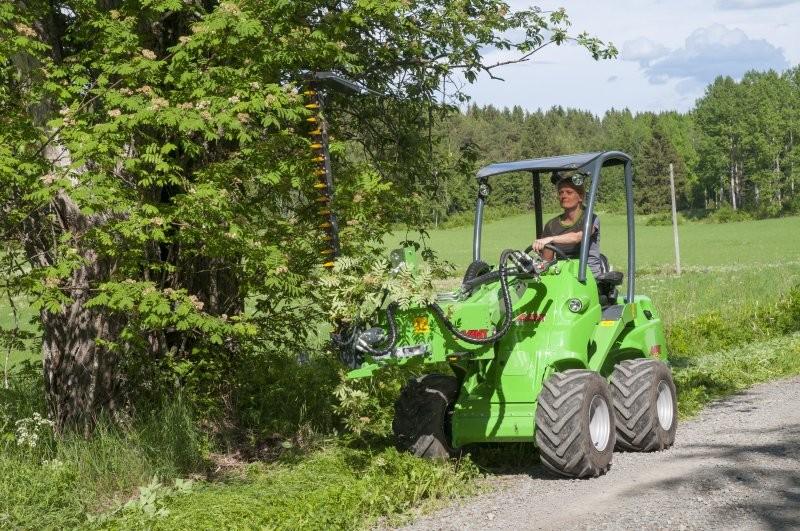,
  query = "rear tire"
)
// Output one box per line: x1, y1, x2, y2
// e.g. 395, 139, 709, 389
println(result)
393, 374, 458, 459
610, 359, 677, 451
536, 370, 615, 478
